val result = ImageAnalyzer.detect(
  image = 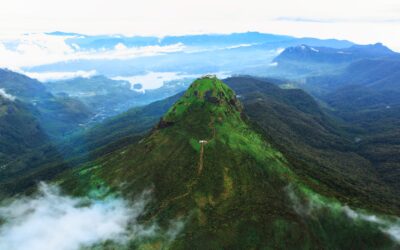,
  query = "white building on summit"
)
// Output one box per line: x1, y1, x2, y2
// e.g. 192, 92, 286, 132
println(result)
201, 74, 216, 79
199, 140, 208, 144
